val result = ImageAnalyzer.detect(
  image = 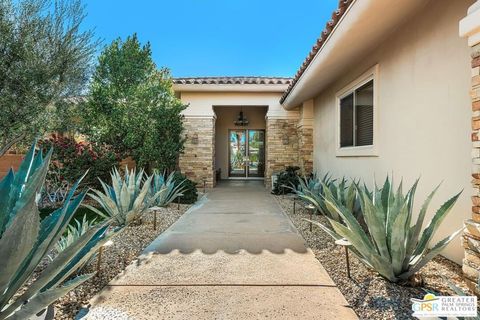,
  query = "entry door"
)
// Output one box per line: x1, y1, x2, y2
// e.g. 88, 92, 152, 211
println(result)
228, 129, 265, 178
